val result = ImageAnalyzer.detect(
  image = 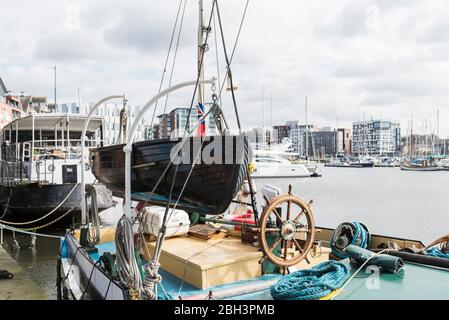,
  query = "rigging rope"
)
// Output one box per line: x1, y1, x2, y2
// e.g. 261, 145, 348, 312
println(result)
162, 0, 188, 116
85, 184, 100, 246
0, 223, 63, 239
149, 0, 185, 131
0, 182, 80, 226
115, 215, 142, 299
229, 0, 250, 64
214, 0, 250, 113
329, 249, 390, 300
214, 0, 241, 132
0, 189, 13, 220
212, 11, 223, 109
